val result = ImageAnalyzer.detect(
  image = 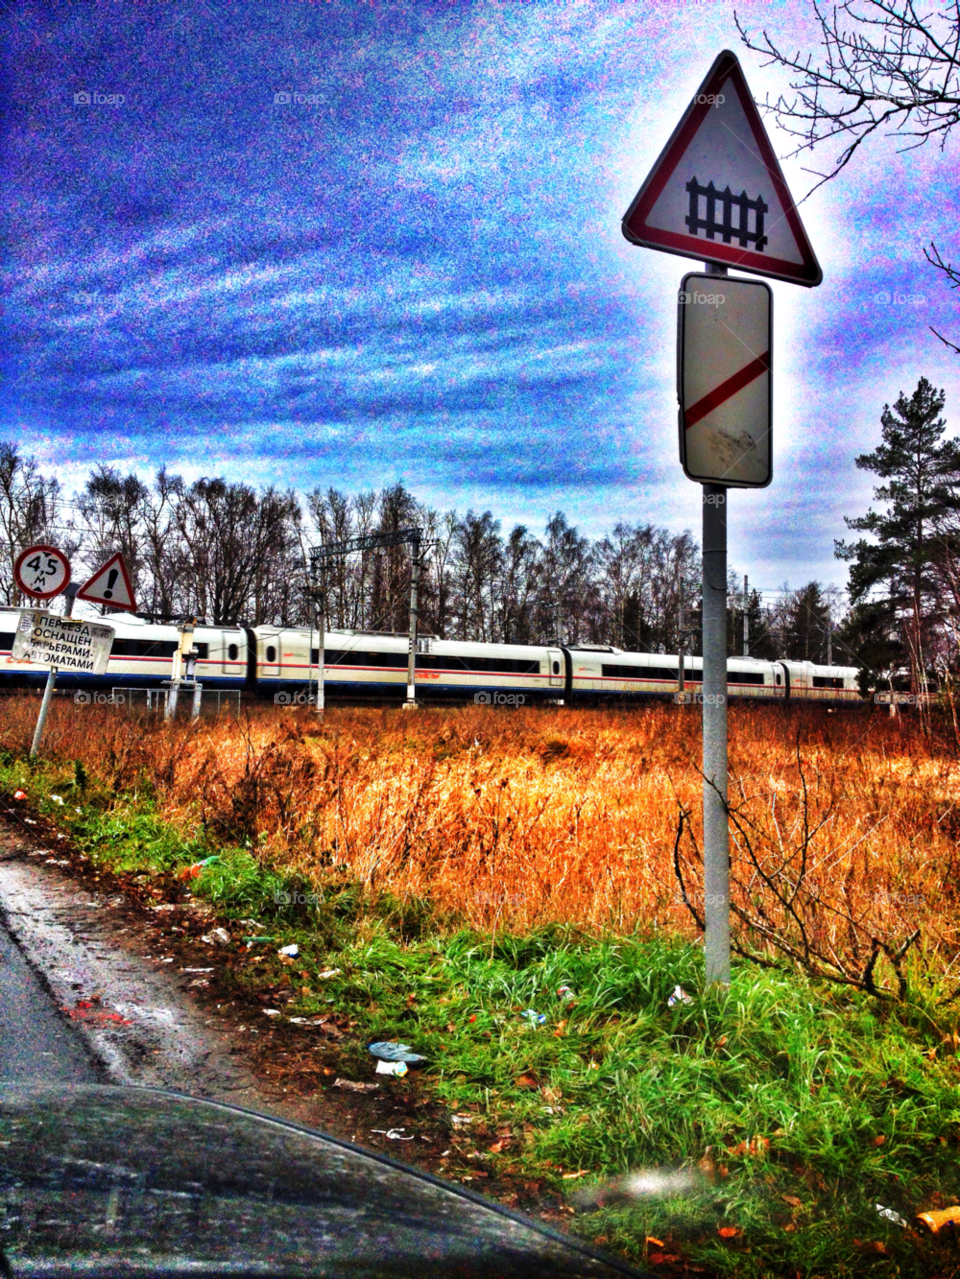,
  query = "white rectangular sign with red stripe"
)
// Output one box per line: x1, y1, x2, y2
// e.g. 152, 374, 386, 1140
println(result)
677, 273, 772, 488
